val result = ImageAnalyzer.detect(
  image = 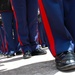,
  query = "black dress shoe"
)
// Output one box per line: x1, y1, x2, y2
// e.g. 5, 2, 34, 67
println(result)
23, 51, 31, 59
16, 51, 22, 55
55, 51, 75, 71
32, 48, 47, 56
